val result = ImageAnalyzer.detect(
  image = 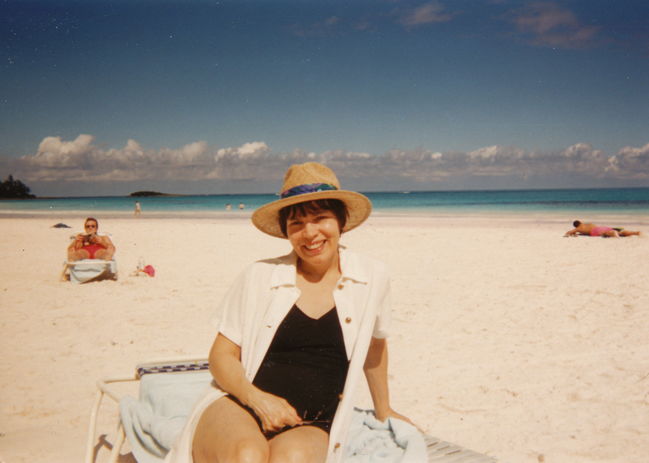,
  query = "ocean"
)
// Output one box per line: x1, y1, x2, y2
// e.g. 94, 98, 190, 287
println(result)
1, 188, 648, 216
